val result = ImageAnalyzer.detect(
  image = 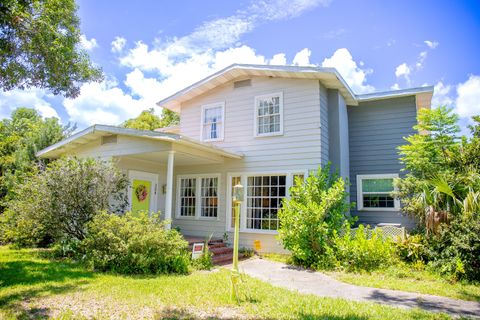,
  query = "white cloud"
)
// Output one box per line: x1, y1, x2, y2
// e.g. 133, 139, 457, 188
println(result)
292, 48, 312, 66
63, 80, 146, 127
455, 75, 480, 119
80, 35, 98, 51
269, 53, 287, 65
431, 81, 454, 108
111, 36, 127, 53
321, 48, 375, 94
416, 51, 428, 69
0, 88, 59, 119
395, 63, 411, 78
391, 83, 400, 90
424, 40, 439, 49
